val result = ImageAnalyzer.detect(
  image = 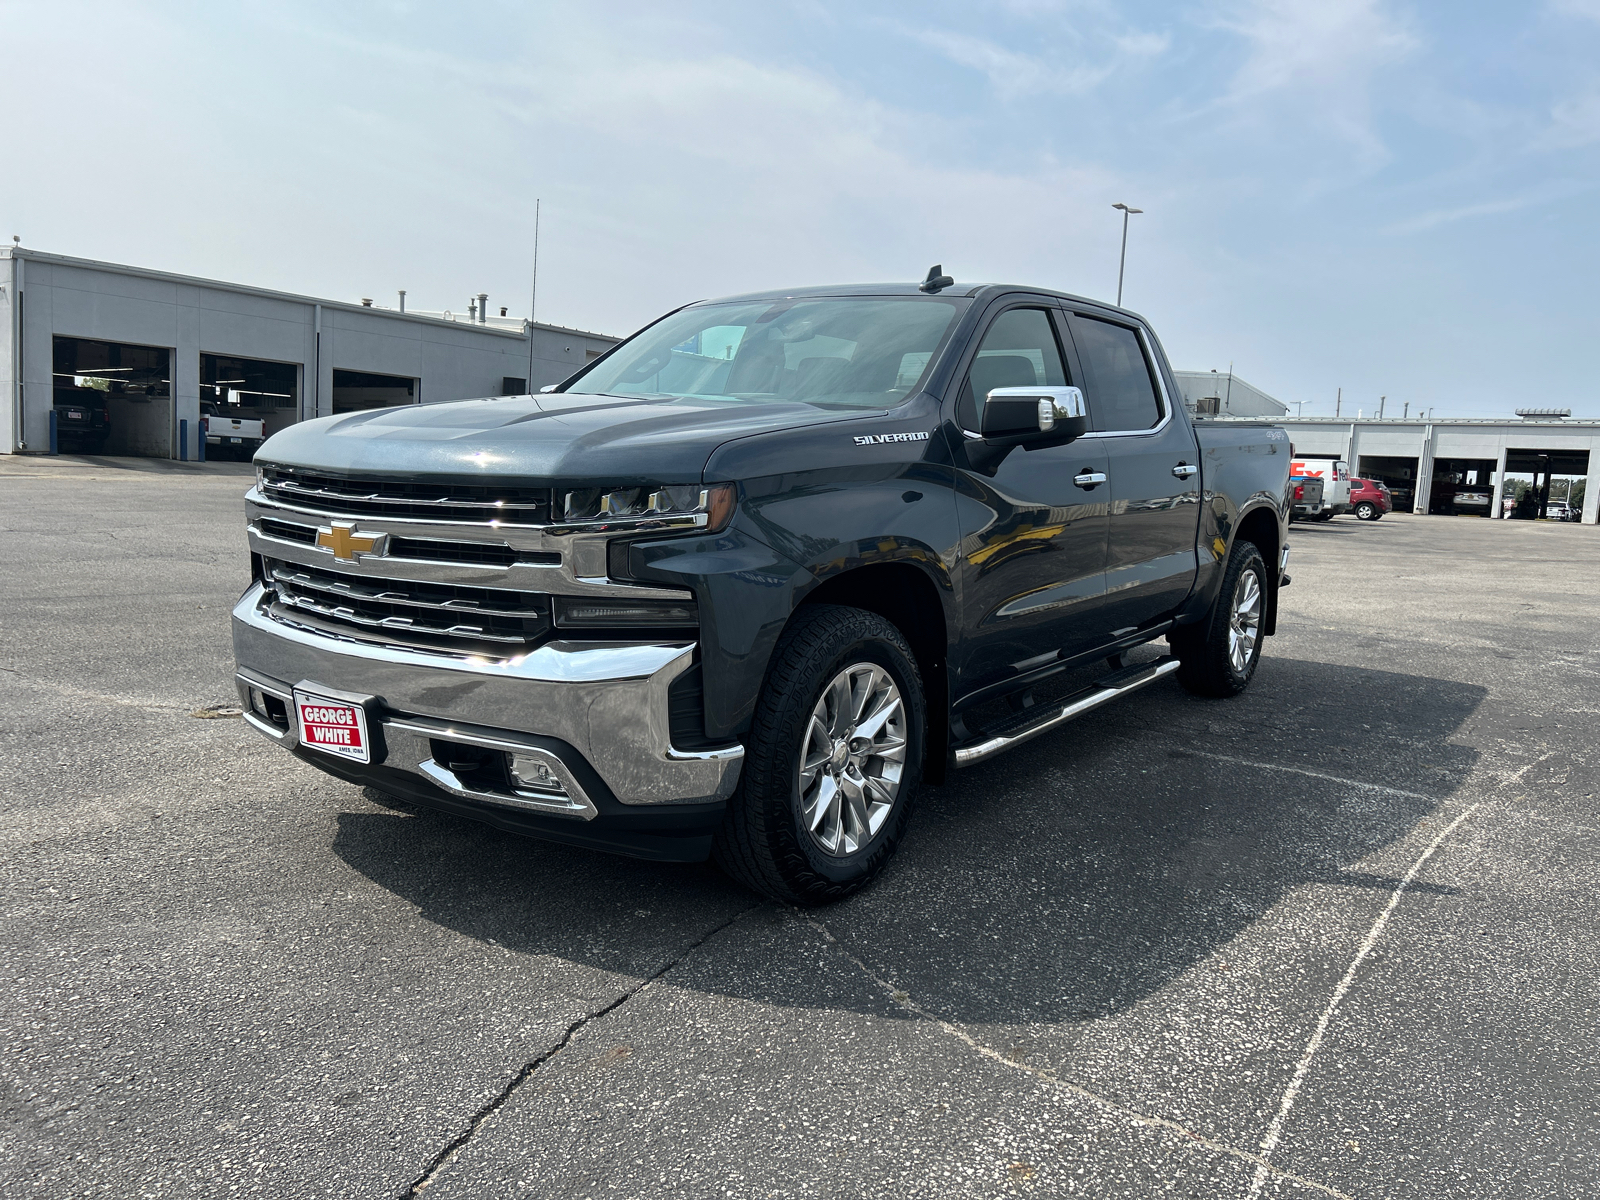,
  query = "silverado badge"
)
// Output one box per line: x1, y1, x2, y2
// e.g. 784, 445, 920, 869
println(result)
315, 522, 386, 563
853, 431, 931, 446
